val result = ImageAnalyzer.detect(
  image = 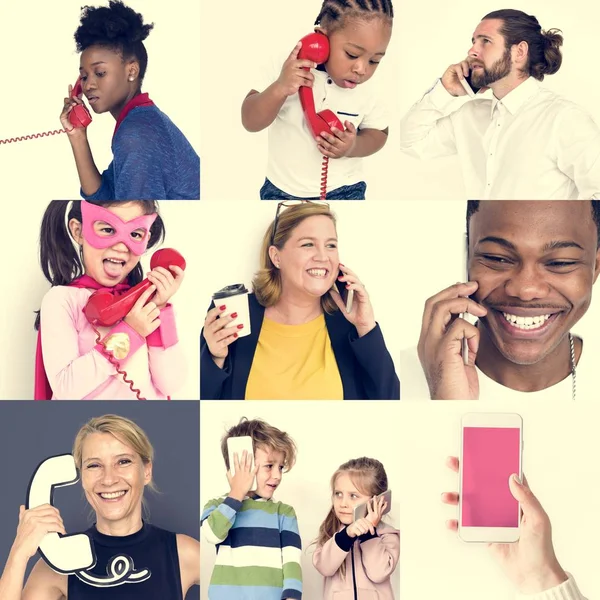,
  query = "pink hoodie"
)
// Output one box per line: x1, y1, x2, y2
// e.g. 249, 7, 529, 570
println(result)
313, 522, 400, 600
